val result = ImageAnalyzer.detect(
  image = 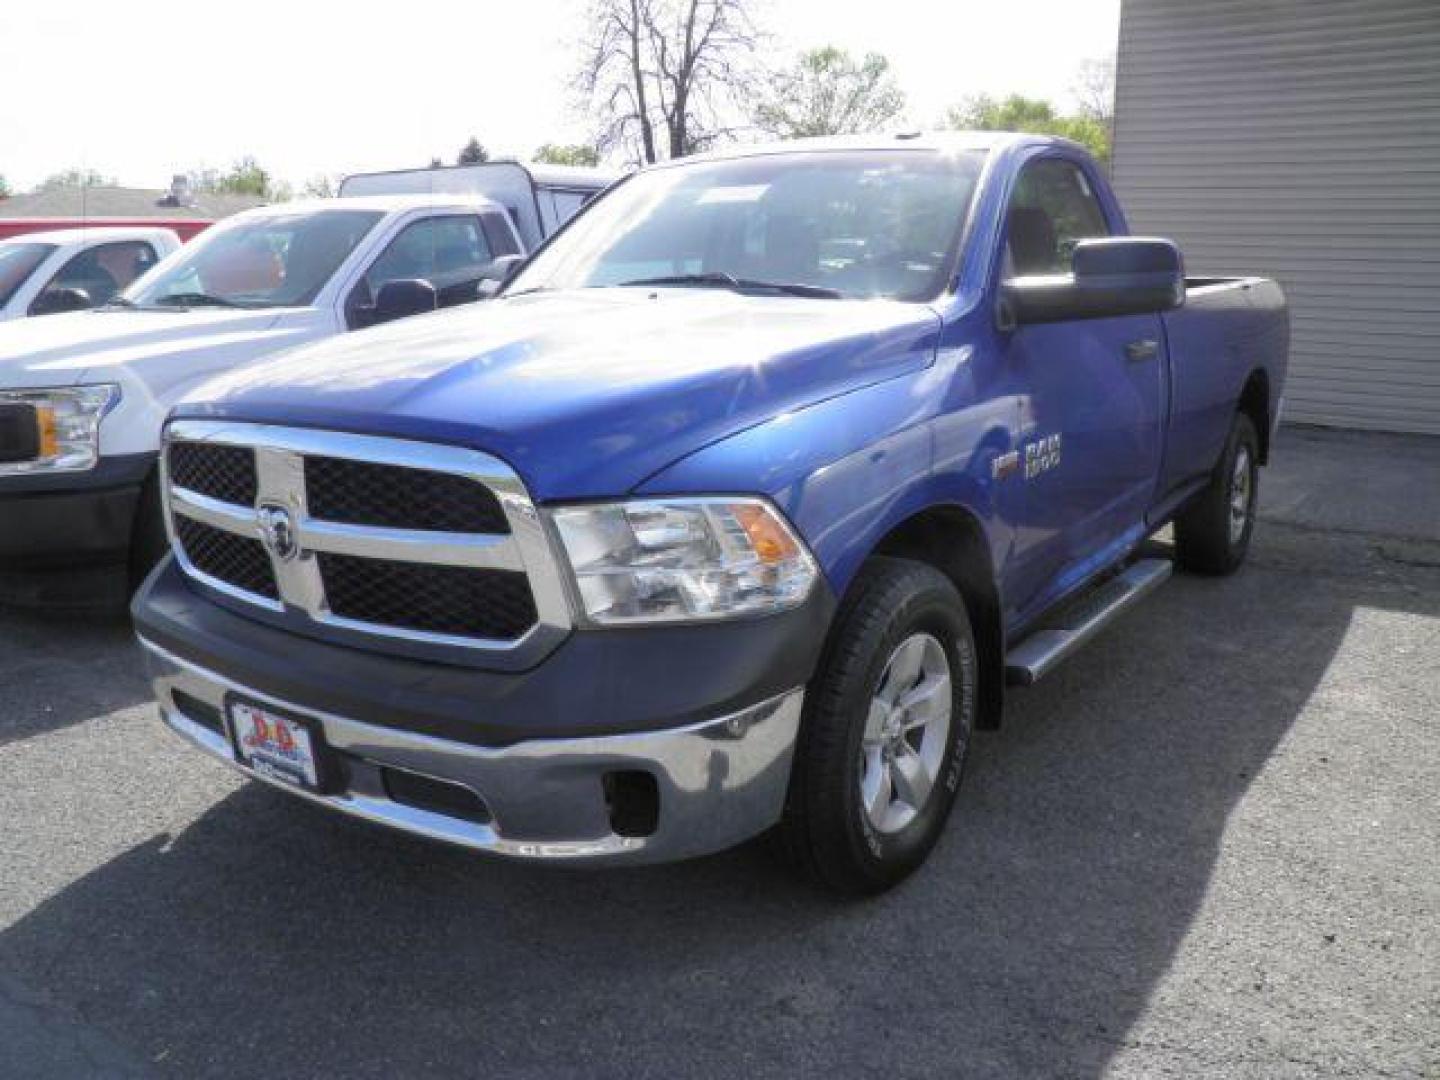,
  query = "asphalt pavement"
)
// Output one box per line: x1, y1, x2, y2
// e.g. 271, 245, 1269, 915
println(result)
1, 425, 1436, 1079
